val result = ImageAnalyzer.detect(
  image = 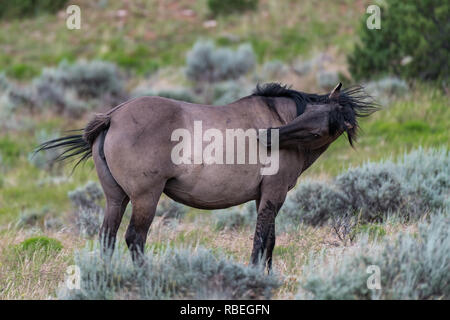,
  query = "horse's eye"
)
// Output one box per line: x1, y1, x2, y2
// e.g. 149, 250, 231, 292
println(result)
312, 133, 320, 138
